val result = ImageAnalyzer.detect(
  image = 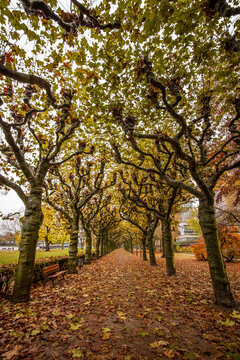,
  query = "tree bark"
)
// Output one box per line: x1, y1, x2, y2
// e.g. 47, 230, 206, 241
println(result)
130, 236, 133, 254
96, 231, 101, 259
85, 228, 92, 263
141, 234, 148, 261
161, 222, 166, 258
68, 211, 79, 273
147, 217, 158, 266
11, 187, 43, 303
100, 232, 104, 256
162, 217, 176, 276
198, 195, 235, 307
45, 227, 50, 251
